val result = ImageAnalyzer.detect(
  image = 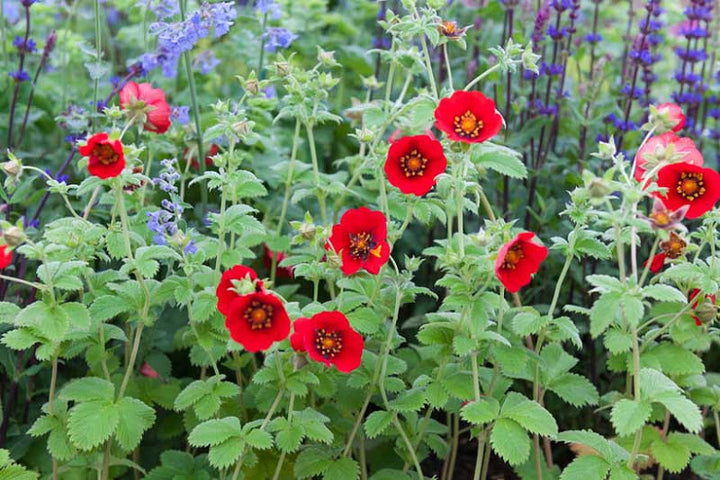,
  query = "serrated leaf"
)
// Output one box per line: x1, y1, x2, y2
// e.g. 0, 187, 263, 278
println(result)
651, 436, 691, 473
276, 421, 305, 452
188, 417, 241, 447
208, 436, 244, 469
115, 397, 156, 451
245, 429, 274, 449
60, 377, 115, 402
388, 388, 425, 412
67, 400, 119, 450
512, 311, 549, 337
610, 399, 652, 436
607, 464, 637, 480
556, 430, 615, 462
670, 432, 715, 455
653, 391, 703, 433
501, 393, 558, 437
294, 446, 334, 478
323, 457, 359, 480
590, 293, 620, 337
641, 284, 686, 303
471, 143, 527, 179
547, 373, 599, 407
559, 455, 610, 480
425, 382, 449, 408
650, 343, 705, 376
174, 379, 212, 411
604, 329, 632, 355
364, 410, 394, 439
346, 307, 381, 334
490, 418, 531, 466
461, 397, 500, 425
